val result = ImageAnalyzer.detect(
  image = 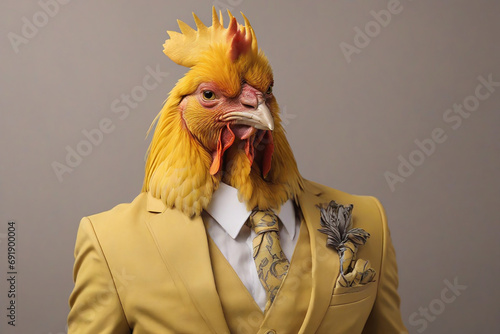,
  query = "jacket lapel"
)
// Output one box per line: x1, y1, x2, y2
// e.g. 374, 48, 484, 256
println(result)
297, 181, 340, 334
145, 193, 229, 334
